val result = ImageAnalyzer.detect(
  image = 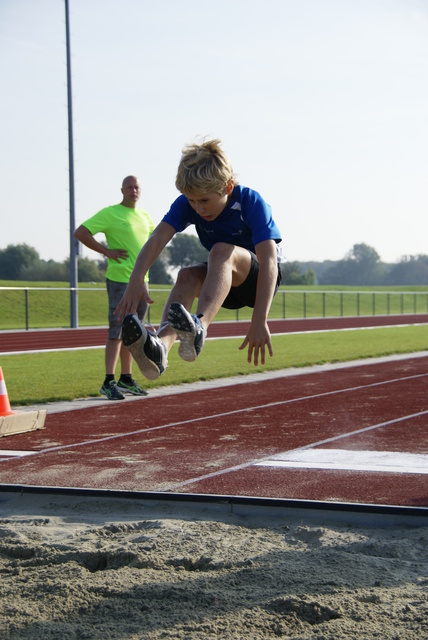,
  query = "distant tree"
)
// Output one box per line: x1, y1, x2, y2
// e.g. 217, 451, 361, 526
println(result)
303, 269, 316, 285
168, 234, 208, 269
320, 243, 385, 285
149, 254, 173, 285
384, 254, 428, 285
281, 261, 316, 285
21, 259, 68, 281
347, 243, 380, 266
0, 244, 39, 279
77, 257, 105, 282
22, 256, 107, 282
297, 260, 336, 283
